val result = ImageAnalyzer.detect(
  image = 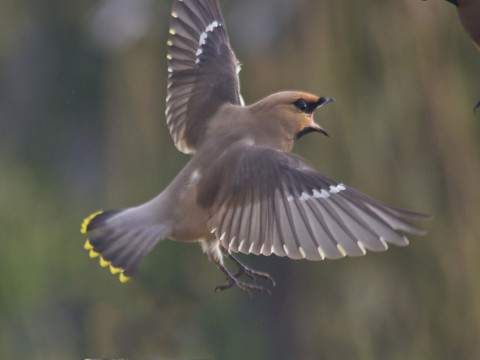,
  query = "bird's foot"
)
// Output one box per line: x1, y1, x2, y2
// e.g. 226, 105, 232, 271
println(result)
229, 254, 276, 287
215, 269, 271, 296
214, 247, 275, 295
